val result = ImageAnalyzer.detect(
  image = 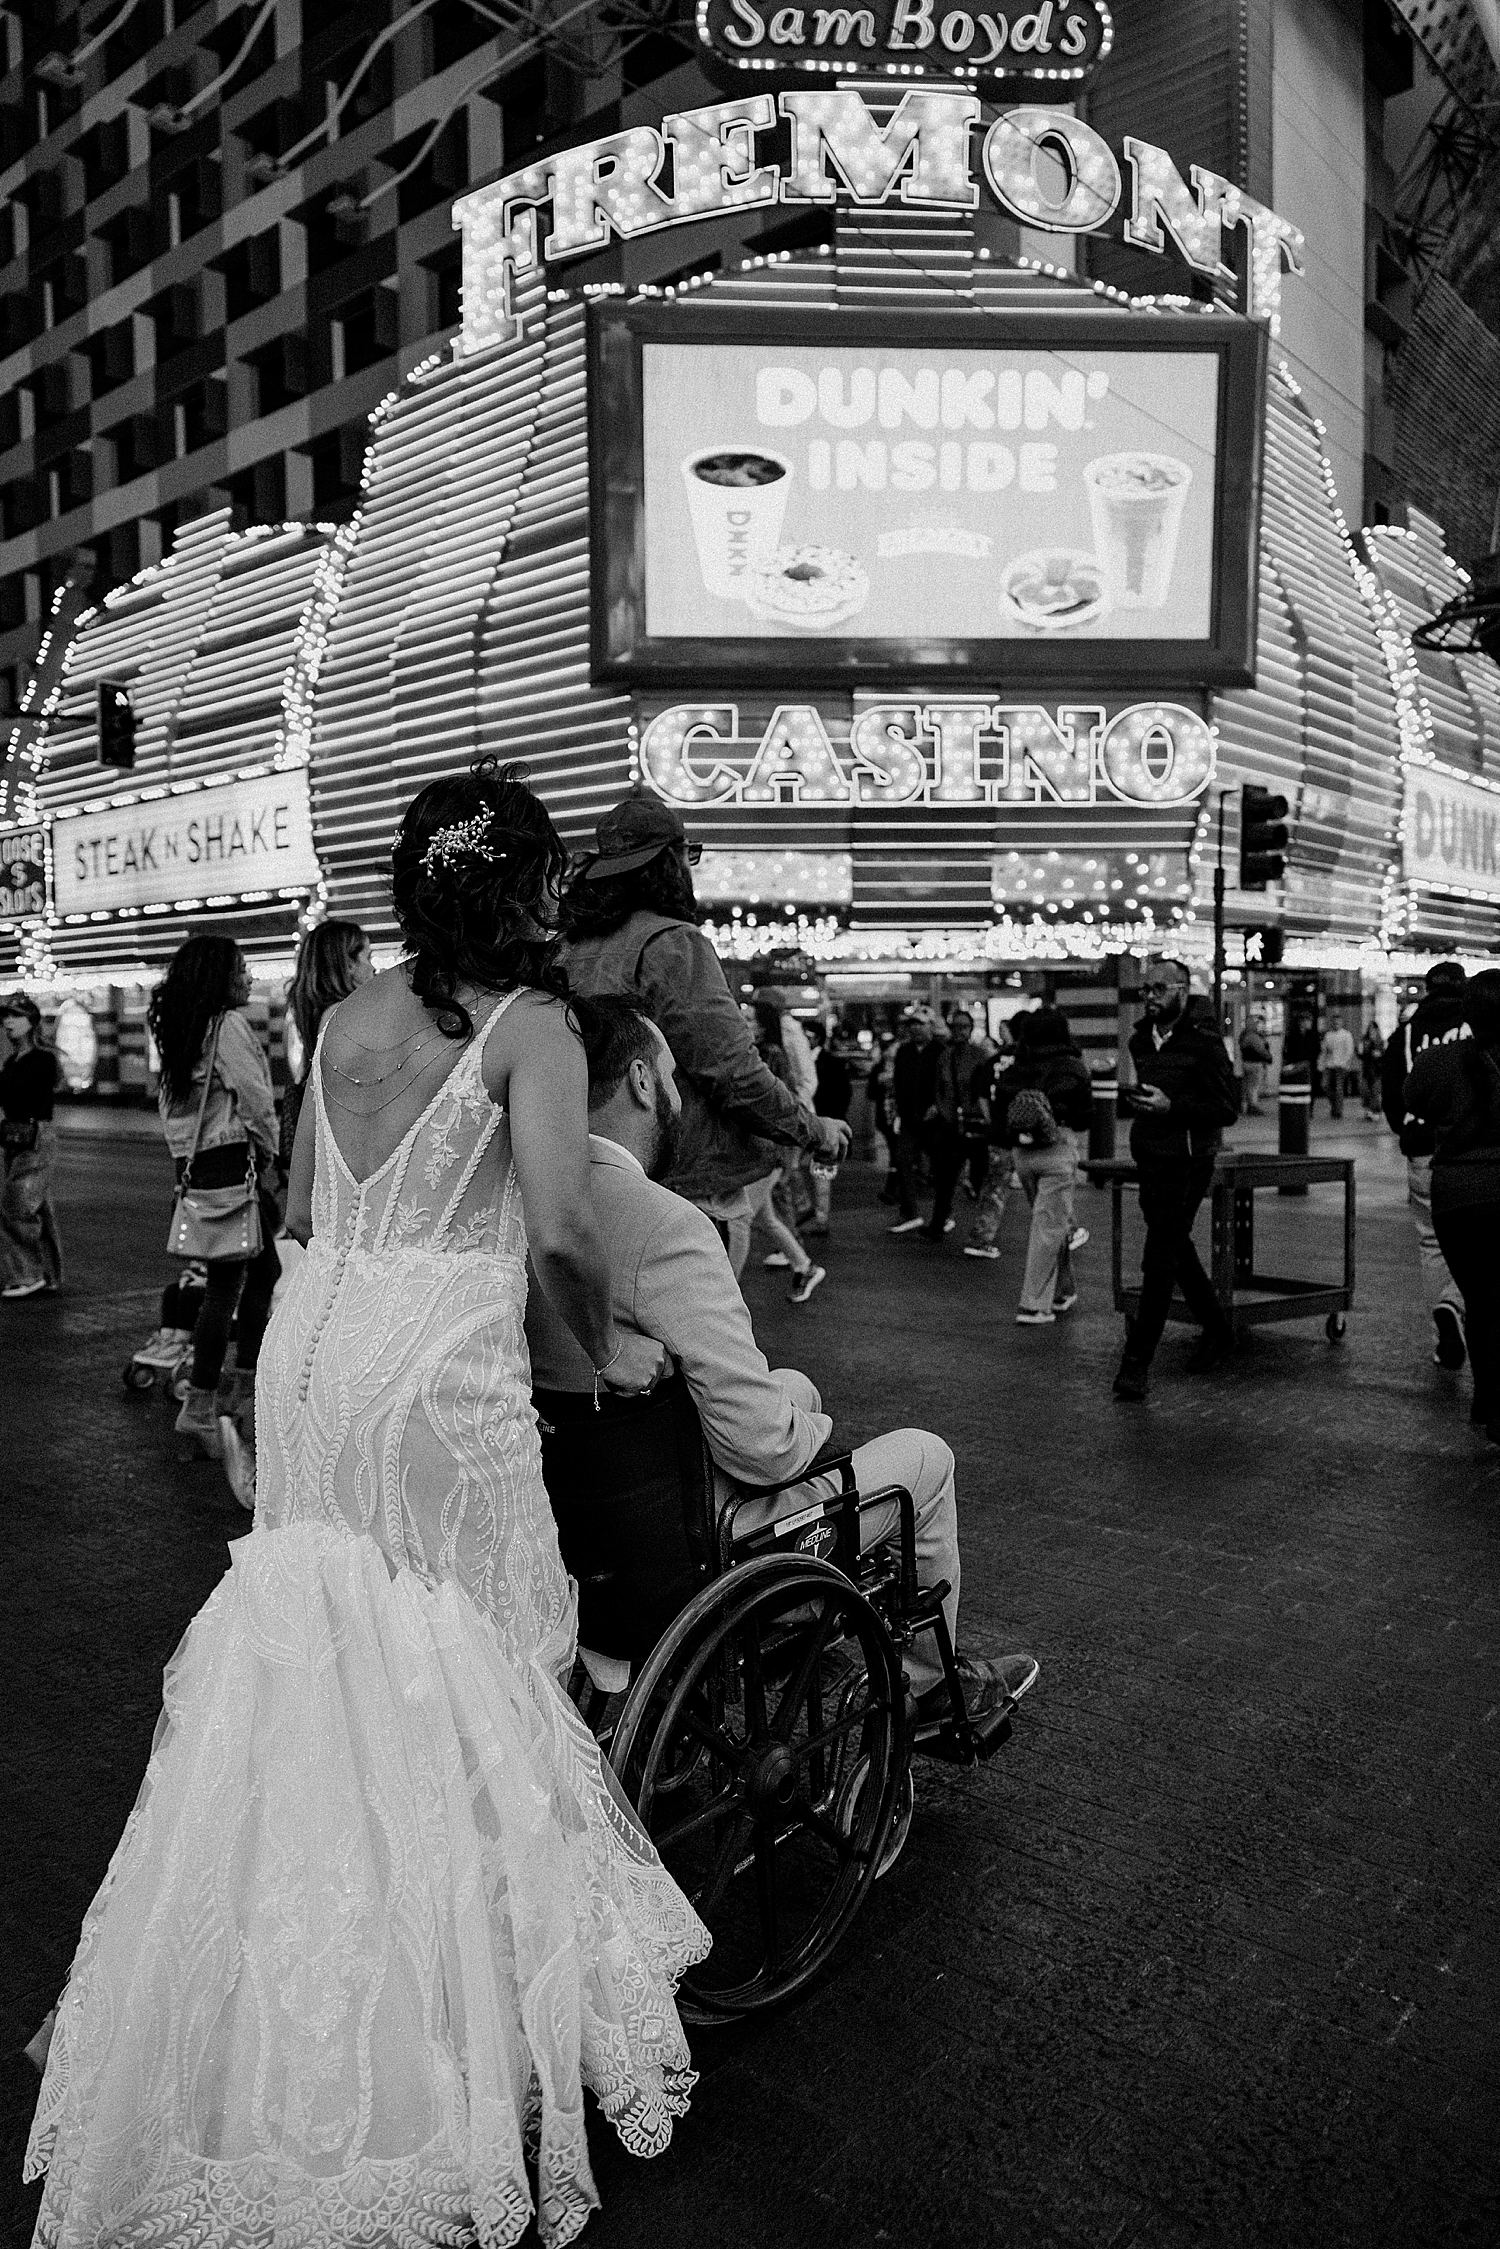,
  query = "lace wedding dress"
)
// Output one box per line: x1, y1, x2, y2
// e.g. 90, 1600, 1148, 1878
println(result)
26, 993, 710, 2249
